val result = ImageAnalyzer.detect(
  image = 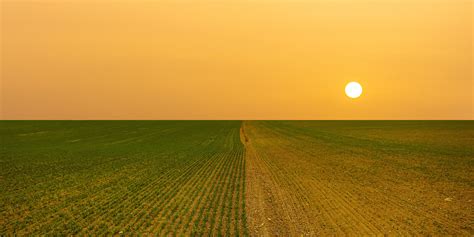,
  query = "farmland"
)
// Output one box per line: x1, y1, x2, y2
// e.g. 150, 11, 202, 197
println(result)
0, 121, 247, 235
1, 120, 473, 235
243, 121, 473, 236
